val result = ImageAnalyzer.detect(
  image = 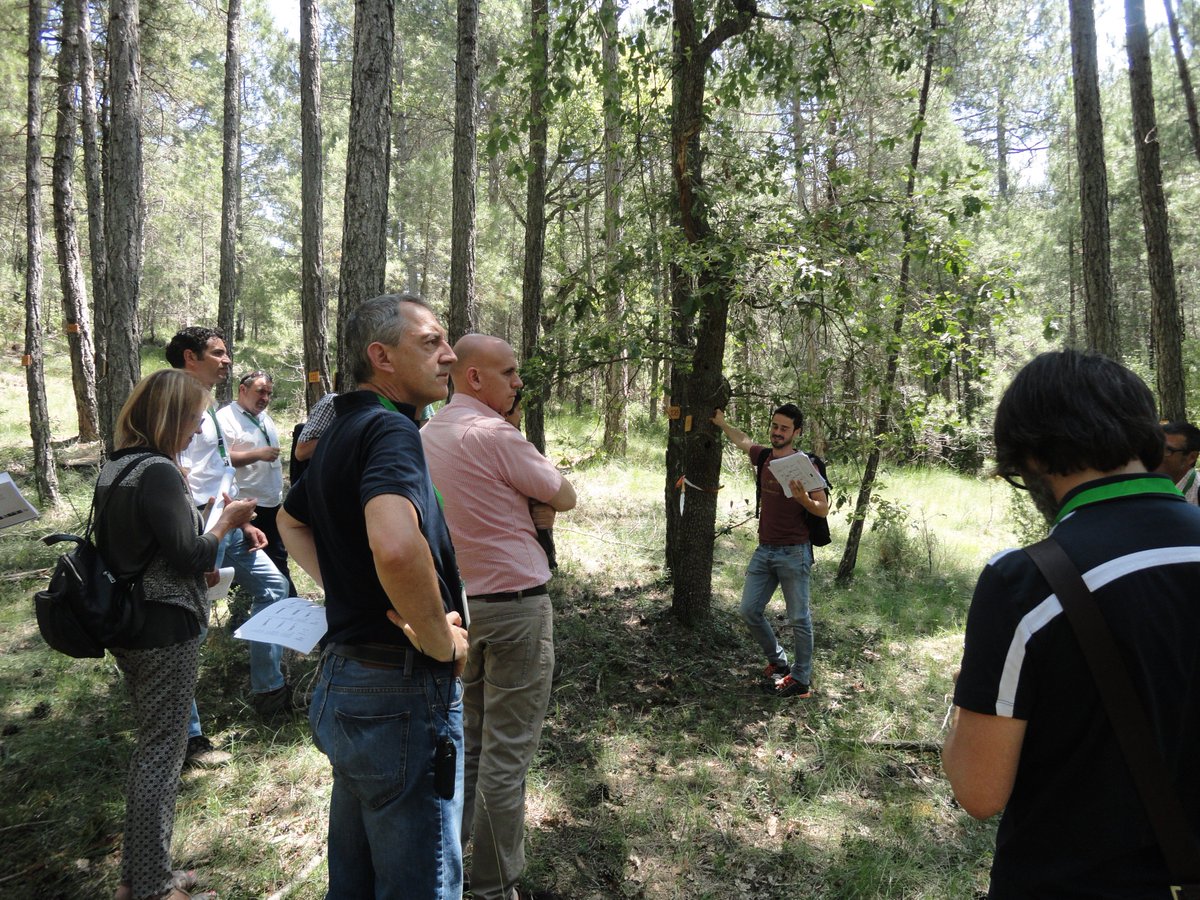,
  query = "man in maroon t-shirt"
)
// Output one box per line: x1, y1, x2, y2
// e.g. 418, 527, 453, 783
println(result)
713, 404, 829, 697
